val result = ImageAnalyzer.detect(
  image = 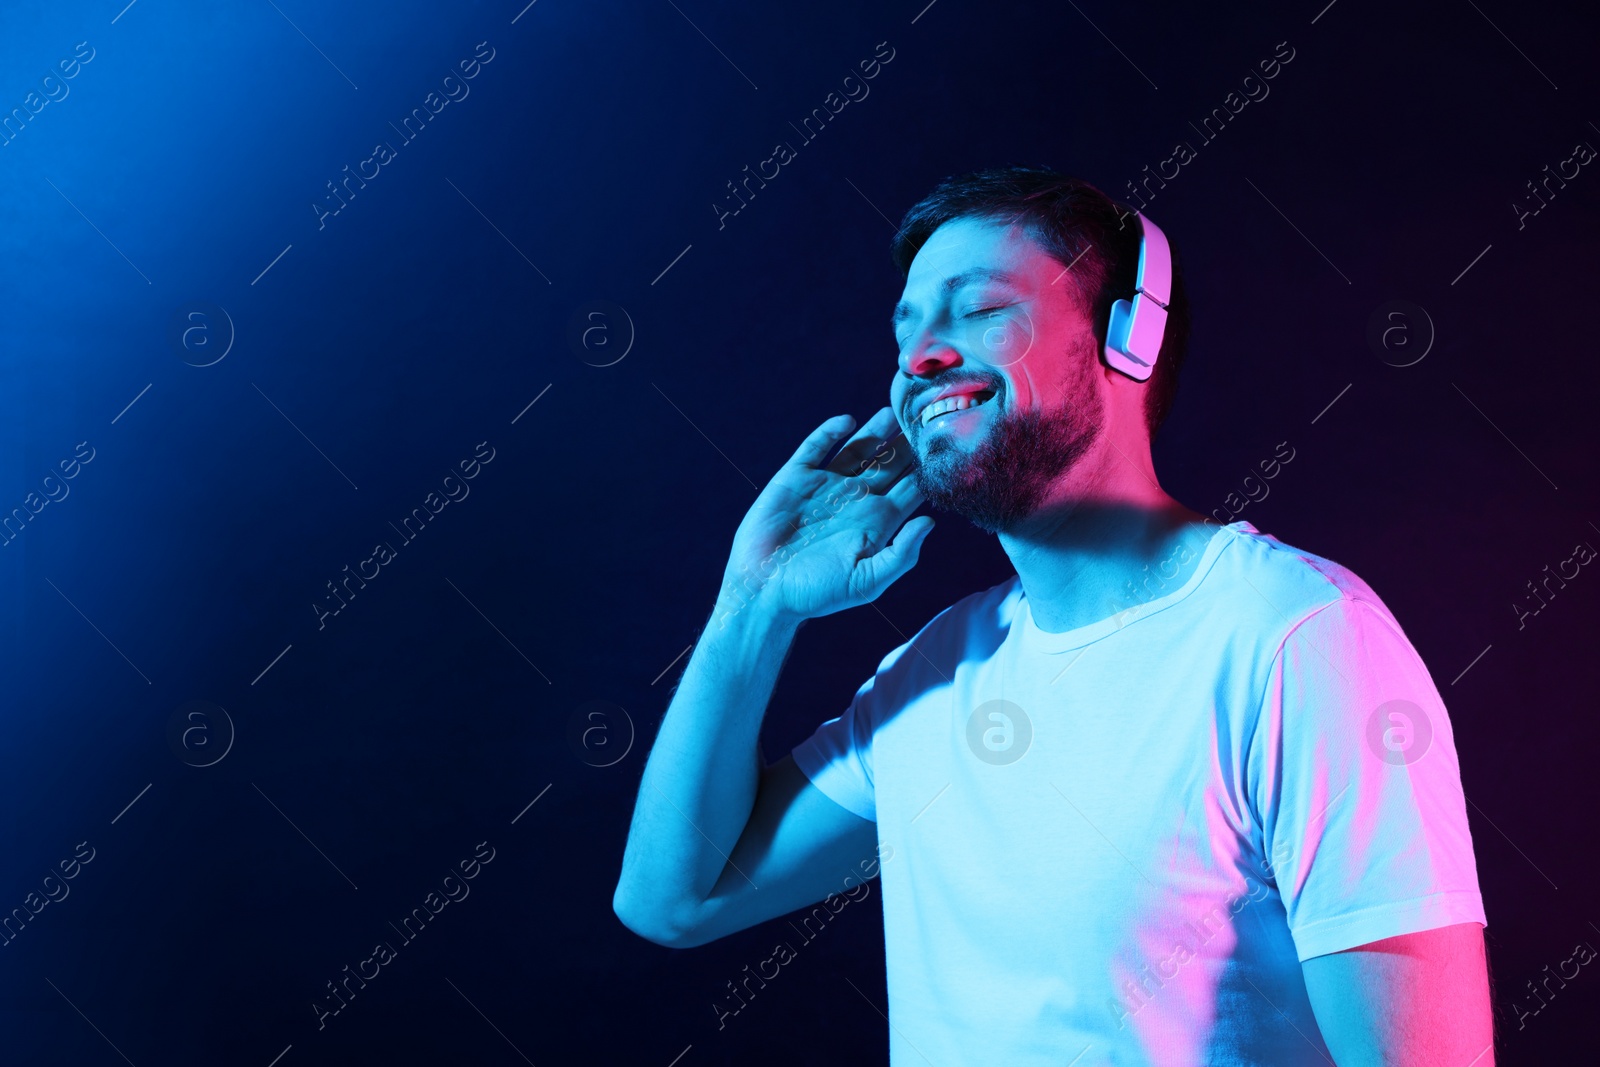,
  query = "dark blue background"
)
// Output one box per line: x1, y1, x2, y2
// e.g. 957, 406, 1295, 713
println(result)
0, 0, 1594, 1062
